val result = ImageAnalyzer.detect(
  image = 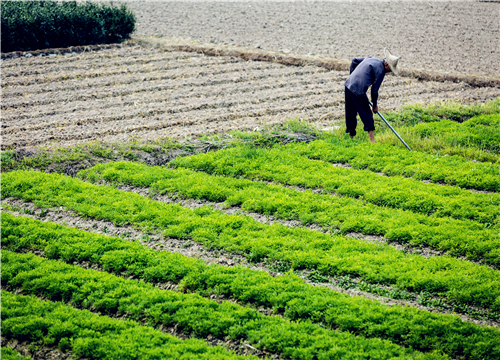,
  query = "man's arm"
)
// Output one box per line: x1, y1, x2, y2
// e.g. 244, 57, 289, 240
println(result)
370, 71, 385, 107
350, 58, 365, 74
